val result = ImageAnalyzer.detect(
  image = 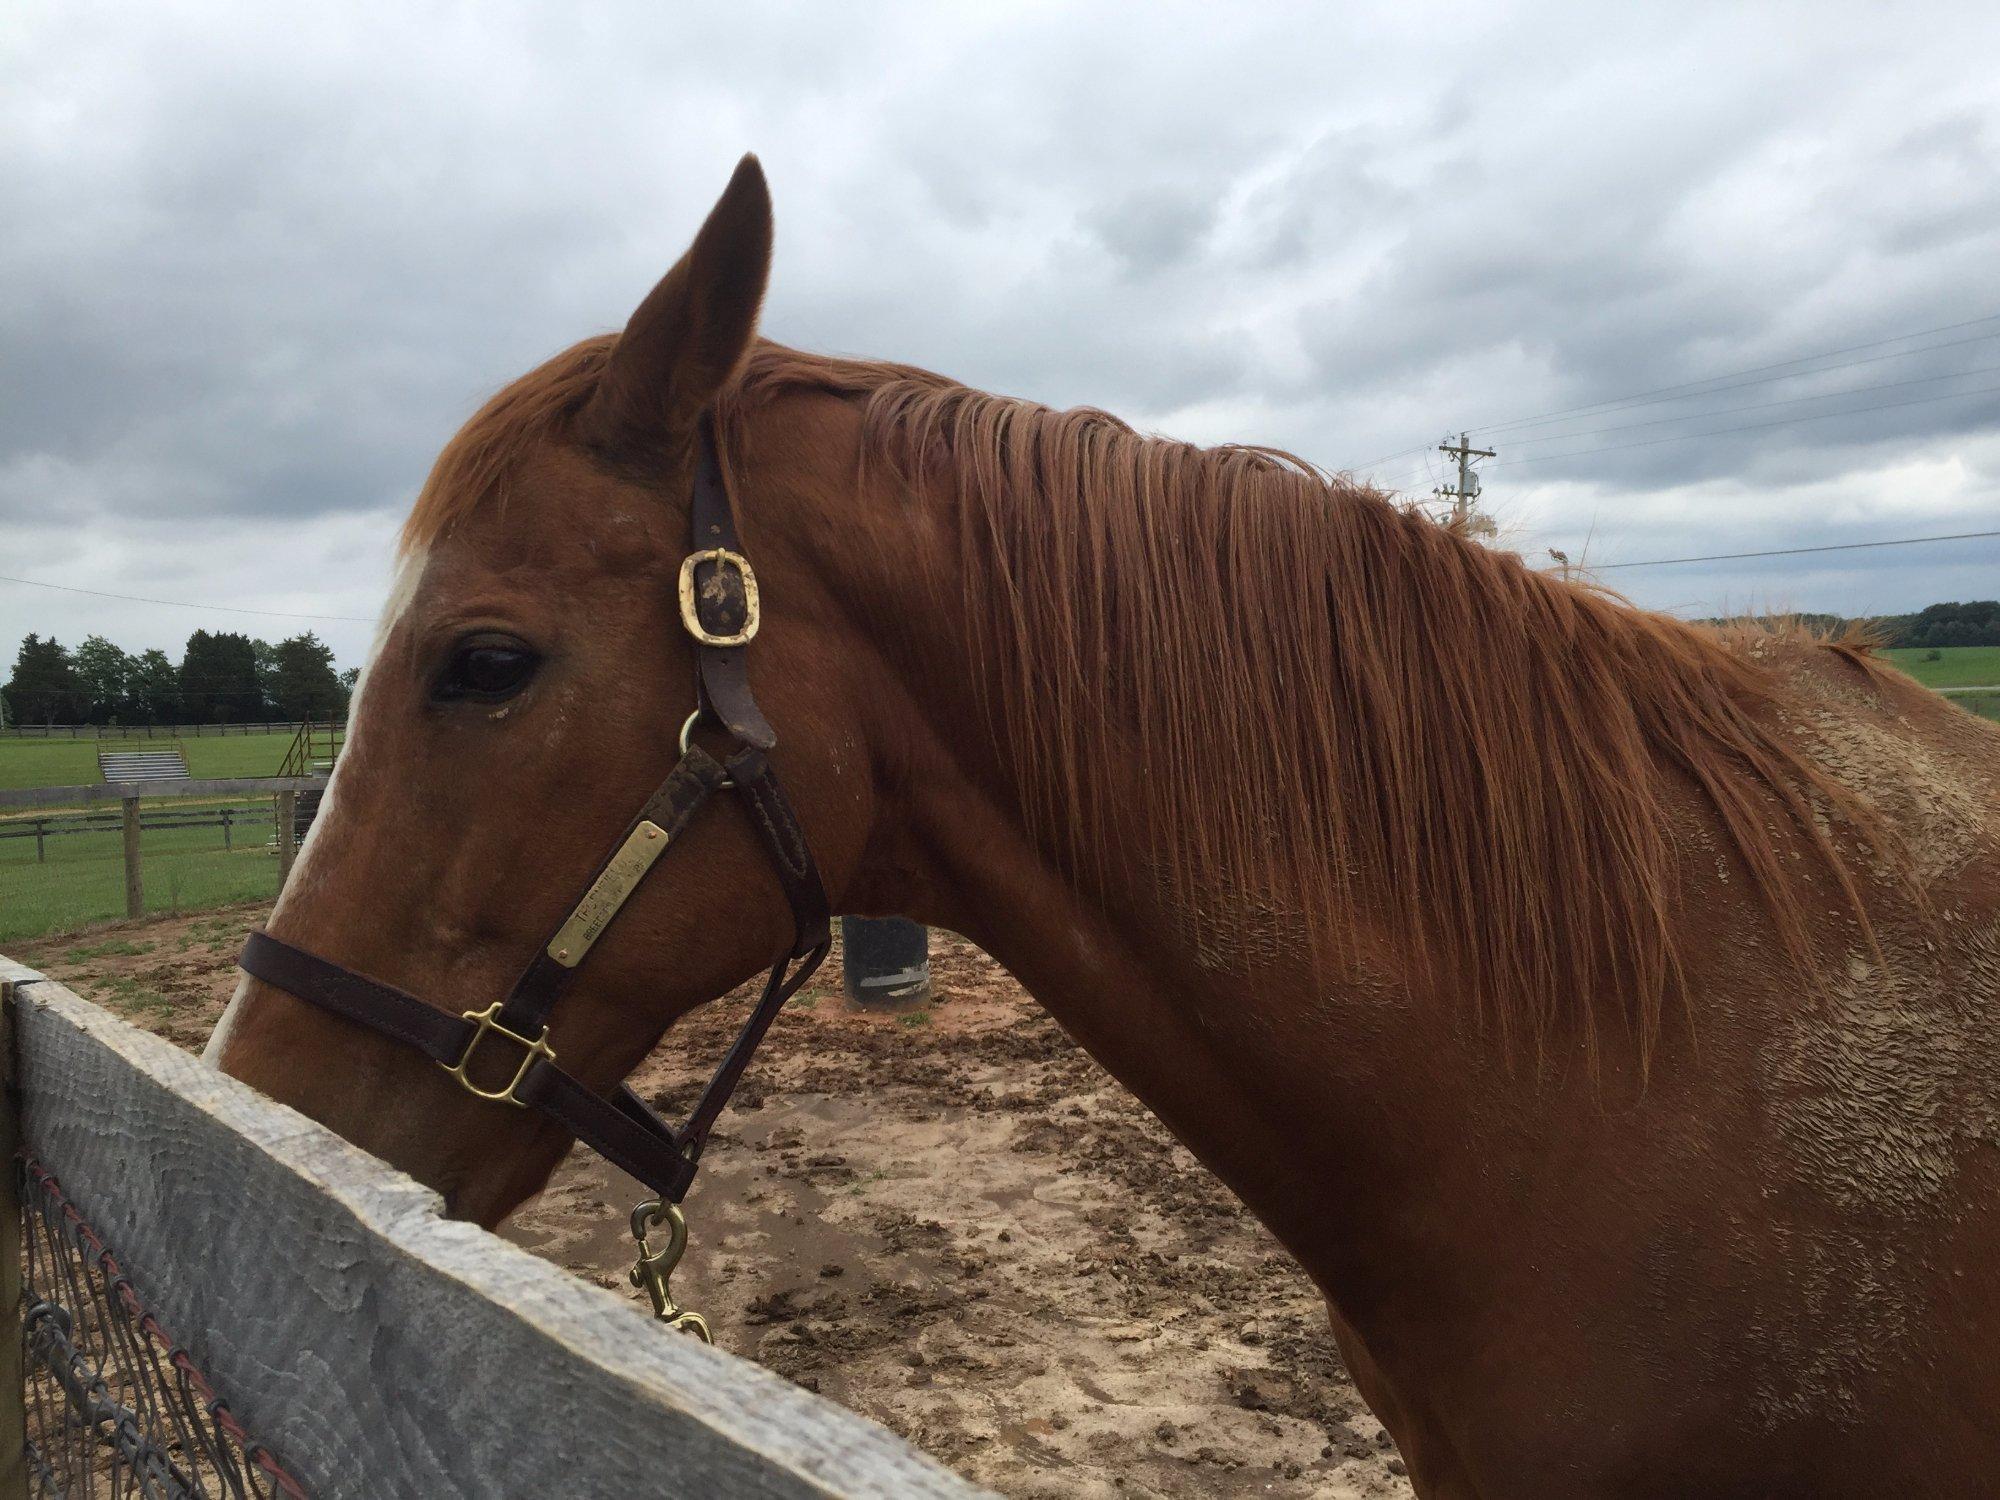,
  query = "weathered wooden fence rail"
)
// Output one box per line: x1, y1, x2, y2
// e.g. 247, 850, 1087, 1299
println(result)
0, 957, 986, 1498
